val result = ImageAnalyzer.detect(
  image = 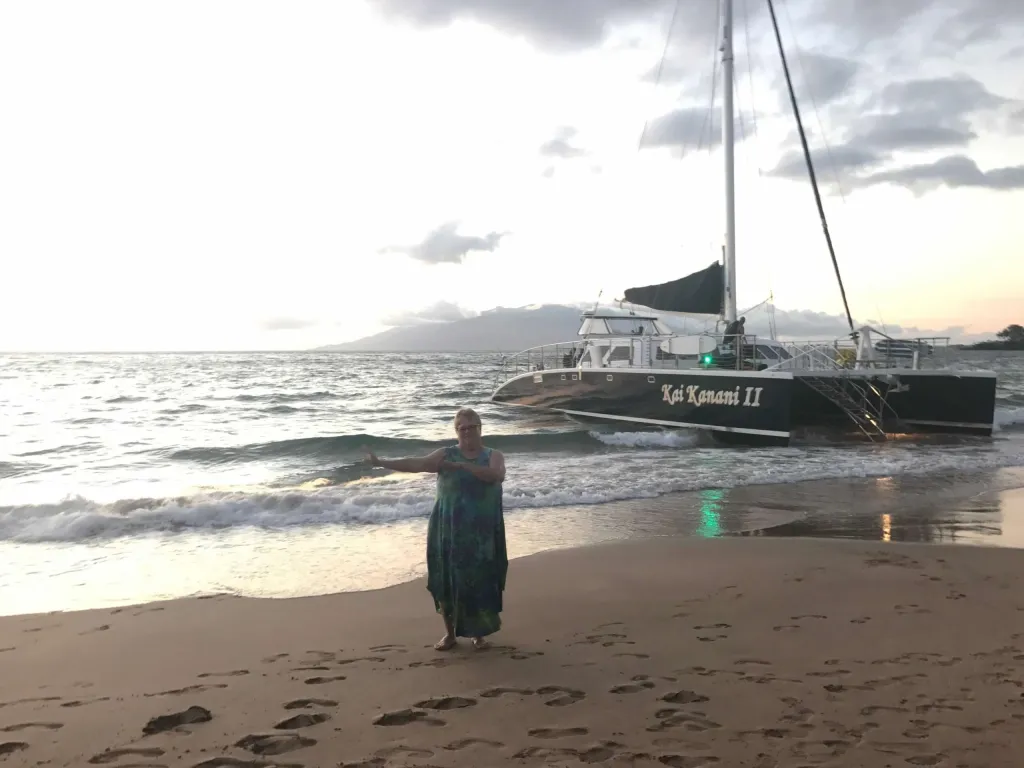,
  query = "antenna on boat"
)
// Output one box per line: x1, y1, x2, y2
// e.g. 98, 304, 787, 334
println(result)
721, 0, 738, 325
